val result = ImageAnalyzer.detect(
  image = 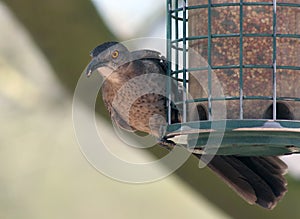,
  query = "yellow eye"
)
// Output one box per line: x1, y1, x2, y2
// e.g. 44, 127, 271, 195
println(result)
112, 50, 119, 59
